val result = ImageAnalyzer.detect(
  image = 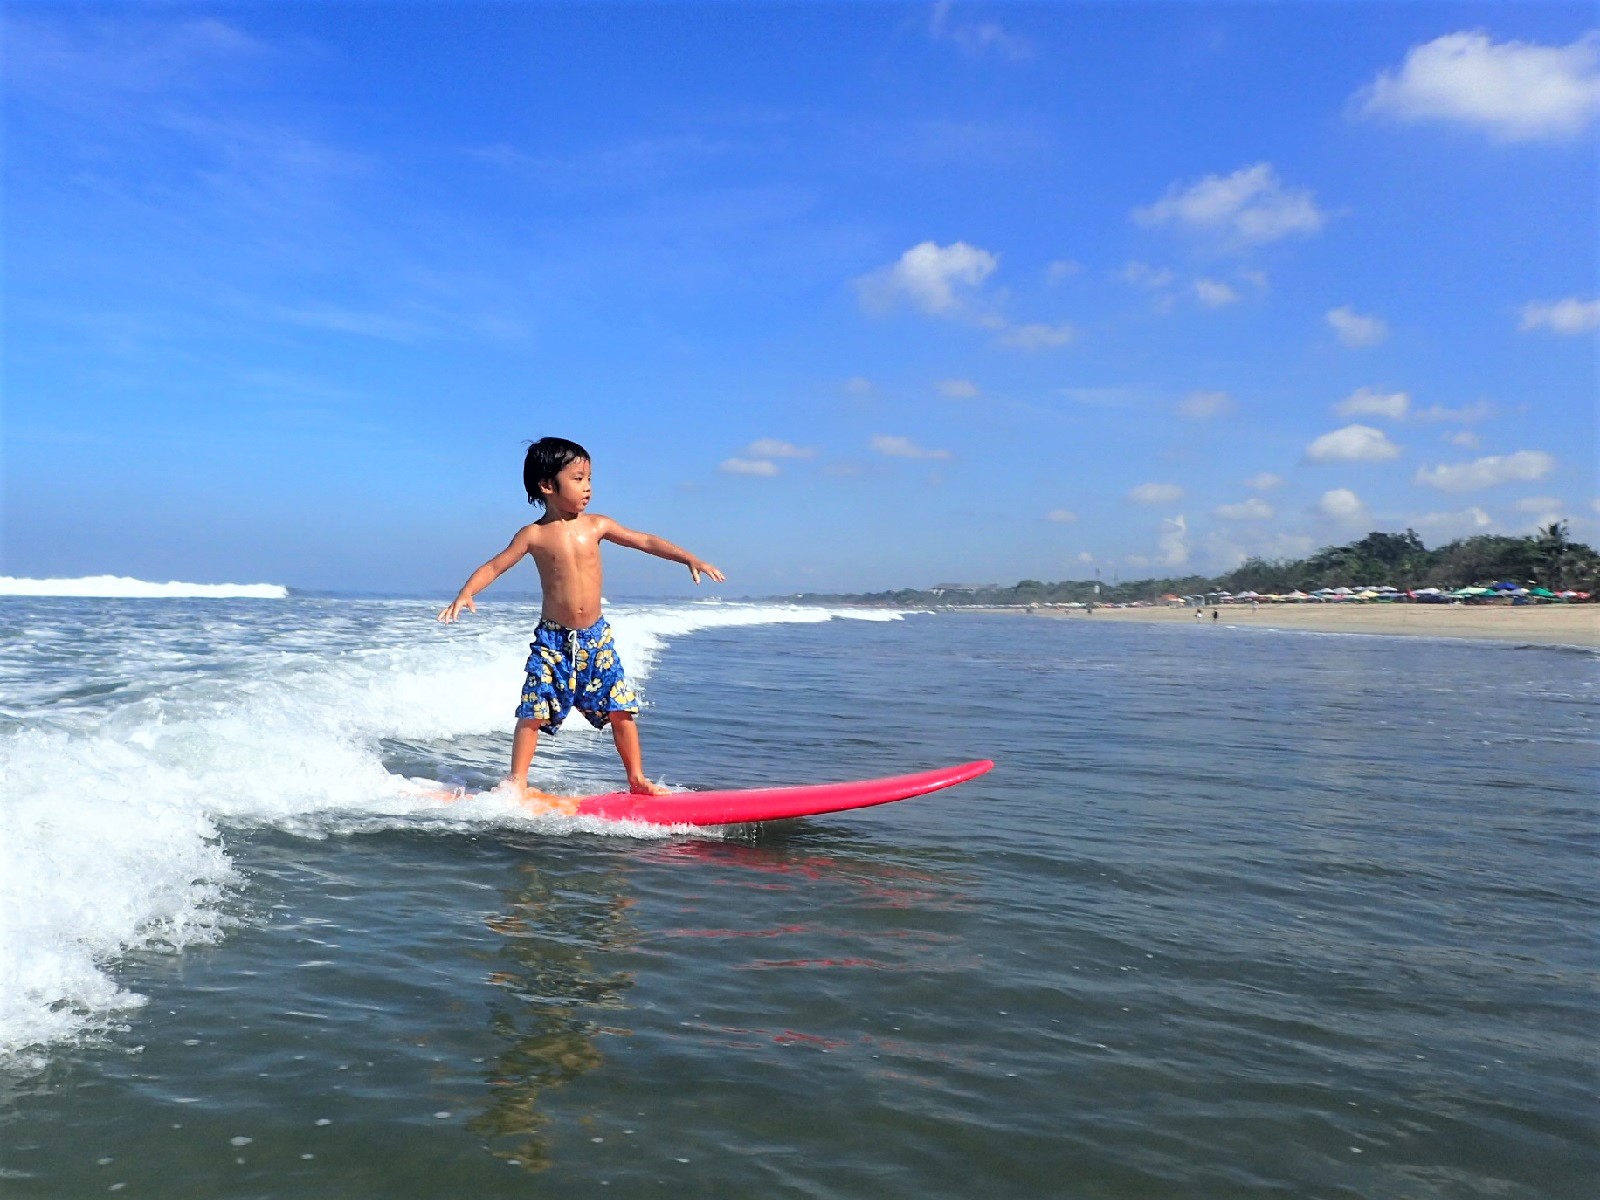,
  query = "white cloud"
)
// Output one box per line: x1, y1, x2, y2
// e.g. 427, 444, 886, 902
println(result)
998, 321, 1076, 349
1057, 385, 1140, 408
1245, 472, 1285, 491
928, 1, 1032, 61
1133, 163, 1326, 247
1194, 279, 1240, 307
871, 434, 951, 460
720, 457, 779, 477
1157, 514, 1190, 568
1306, 424, 1402, 463
1046, 509, 1079, 523
1520, 297, 1600, 334
1327, 306, 1389, 348
1443, 429, 1482, 449
1119, 261, 1176, 290
1179, 390, 1235, 419
1513, 495, 1565, 514
1411, 506, 1495, 539
1319, 488, 1369, 523
1076, 551, 1095, 564
7, 16, 265, 100
1128, 482, 1185, 505
1215, 497, 1275, 521
1415, 399, 1493, 424
856, 241, 998, 317
843, 376, 874, 396
1046, 259, 1080, 282
1415, 450, 1556, 492
938, 378, 980, 399
1334, 386, 1409, 420
744, 439, 814, 460
1356, 31, 1600, 142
